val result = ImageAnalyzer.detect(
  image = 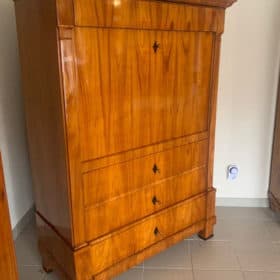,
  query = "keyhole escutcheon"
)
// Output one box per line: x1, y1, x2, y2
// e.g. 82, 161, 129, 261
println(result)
153, 41, 160, 53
